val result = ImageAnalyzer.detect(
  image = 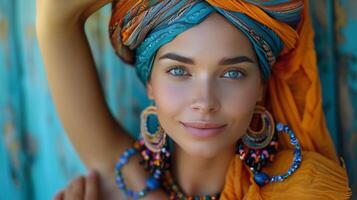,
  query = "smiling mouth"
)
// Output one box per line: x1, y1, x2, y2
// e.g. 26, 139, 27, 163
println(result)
180, 121, 227, 138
